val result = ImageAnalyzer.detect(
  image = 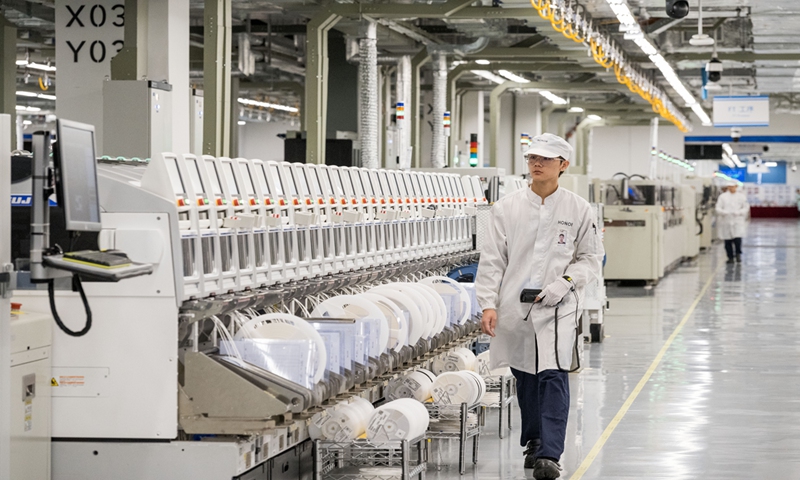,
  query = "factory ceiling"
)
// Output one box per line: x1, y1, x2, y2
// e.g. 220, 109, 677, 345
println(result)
4, 0, 800, 126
